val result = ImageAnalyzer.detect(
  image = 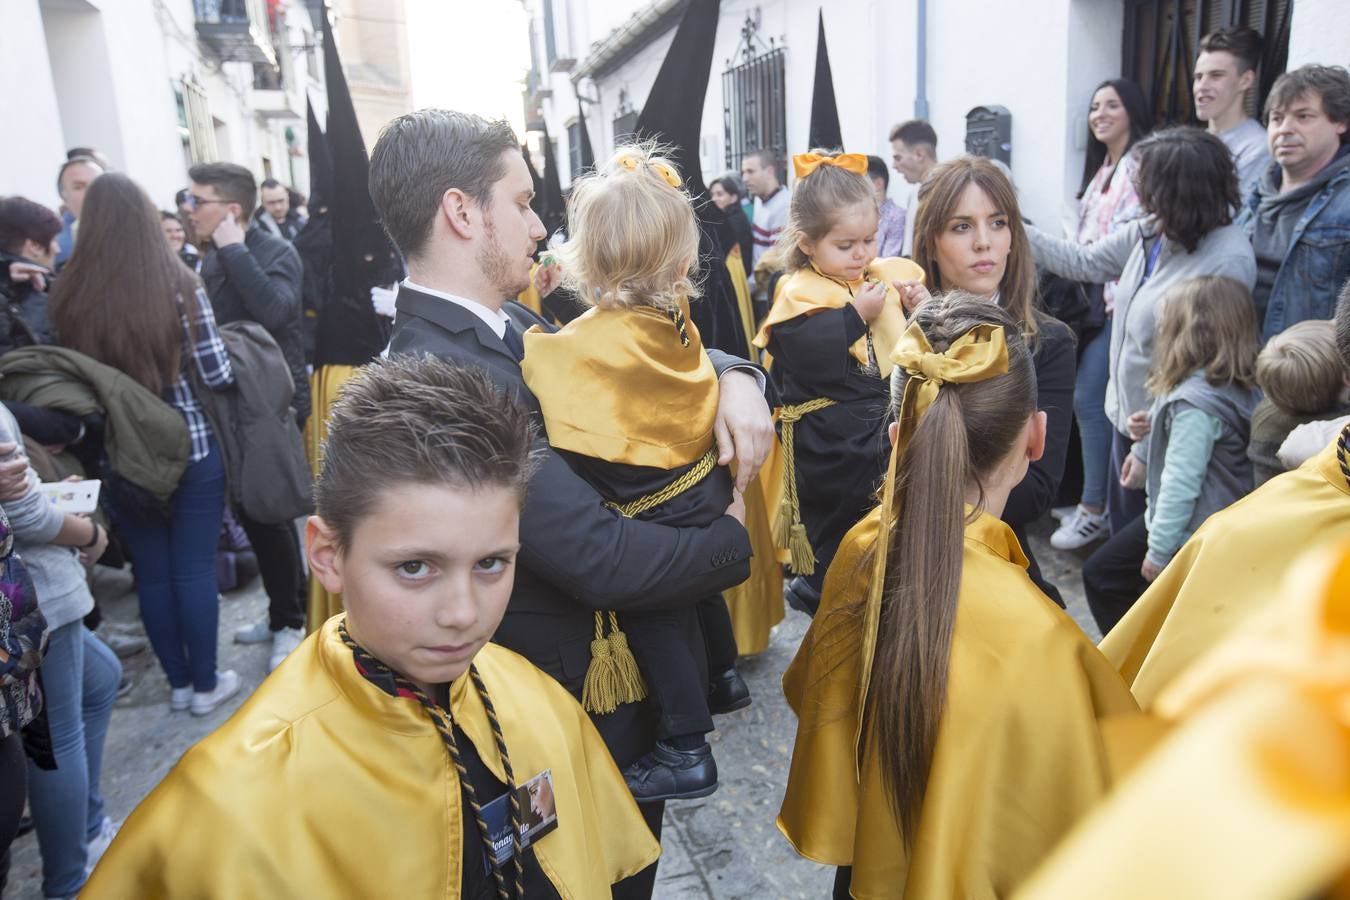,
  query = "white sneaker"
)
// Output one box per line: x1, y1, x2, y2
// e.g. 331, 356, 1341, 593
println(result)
190, 670, 241, 717
1050, 505, 1078, 522
169, 686, 192, 713
268, 627, 304, 672
234, 619, 272, 644
85, 815, 119, 870
1050, 506, 1110, 550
